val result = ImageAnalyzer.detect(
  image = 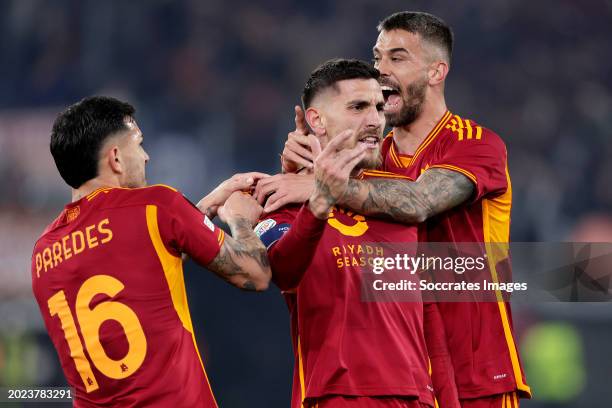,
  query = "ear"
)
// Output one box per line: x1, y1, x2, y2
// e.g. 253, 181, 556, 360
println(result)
428, 60, 449, 86
107, 145, 123, 175
305, 107, 326, 137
